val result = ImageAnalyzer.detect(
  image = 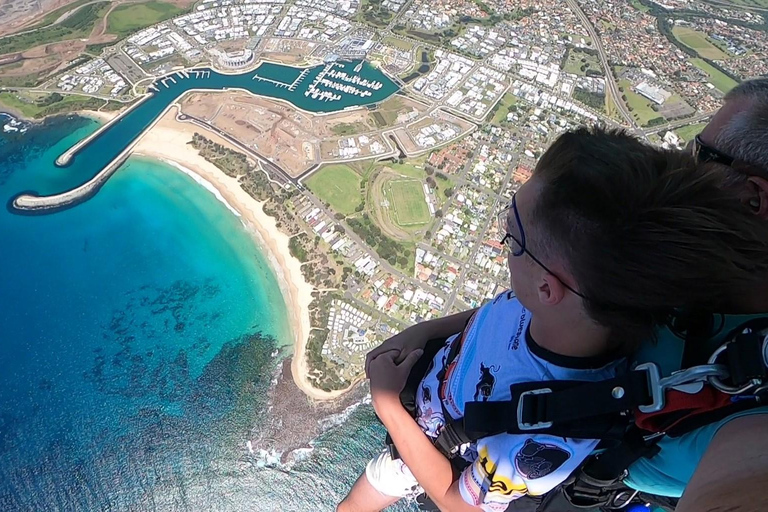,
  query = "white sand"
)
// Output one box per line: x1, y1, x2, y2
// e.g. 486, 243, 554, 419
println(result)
131, 110, 350, 400
80, 110, 119, 123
